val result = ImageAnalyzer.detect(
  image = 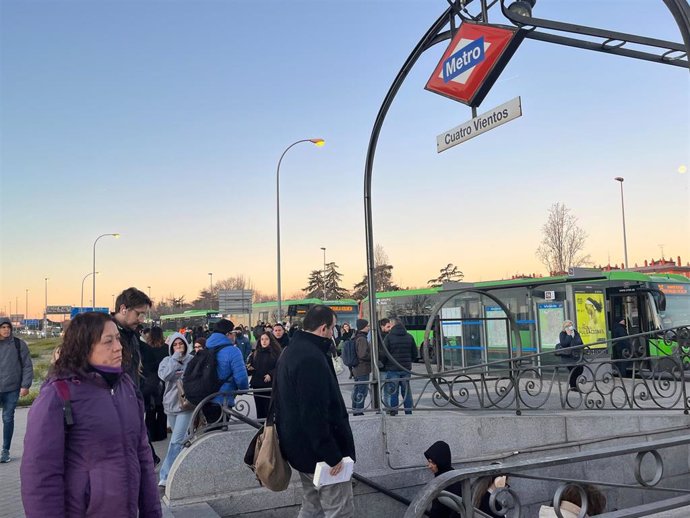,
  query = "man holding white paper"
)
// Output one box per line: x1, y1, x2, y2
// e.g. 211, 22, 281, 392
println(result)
275, 305, 356, 517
